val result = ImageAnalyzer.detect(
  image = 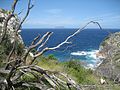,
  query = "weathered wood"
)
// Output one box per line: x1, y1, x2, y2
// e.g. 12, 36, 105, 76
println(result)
0, 68, 10, 74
